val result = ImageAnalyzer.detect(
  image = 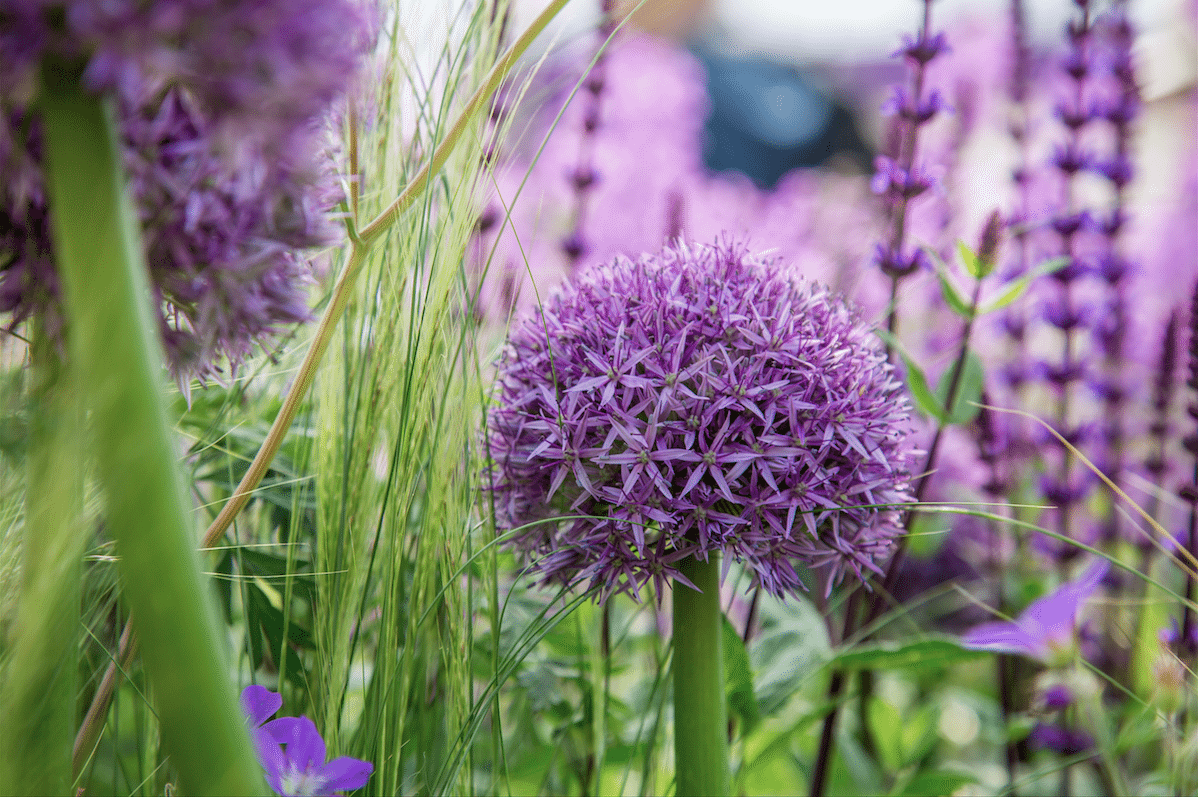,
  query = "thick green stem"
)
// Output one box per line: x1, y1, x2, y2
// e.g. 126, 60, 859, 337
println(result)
672, 554, 730, 797
39, 64, 265, 795
0, 334, 83, 796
